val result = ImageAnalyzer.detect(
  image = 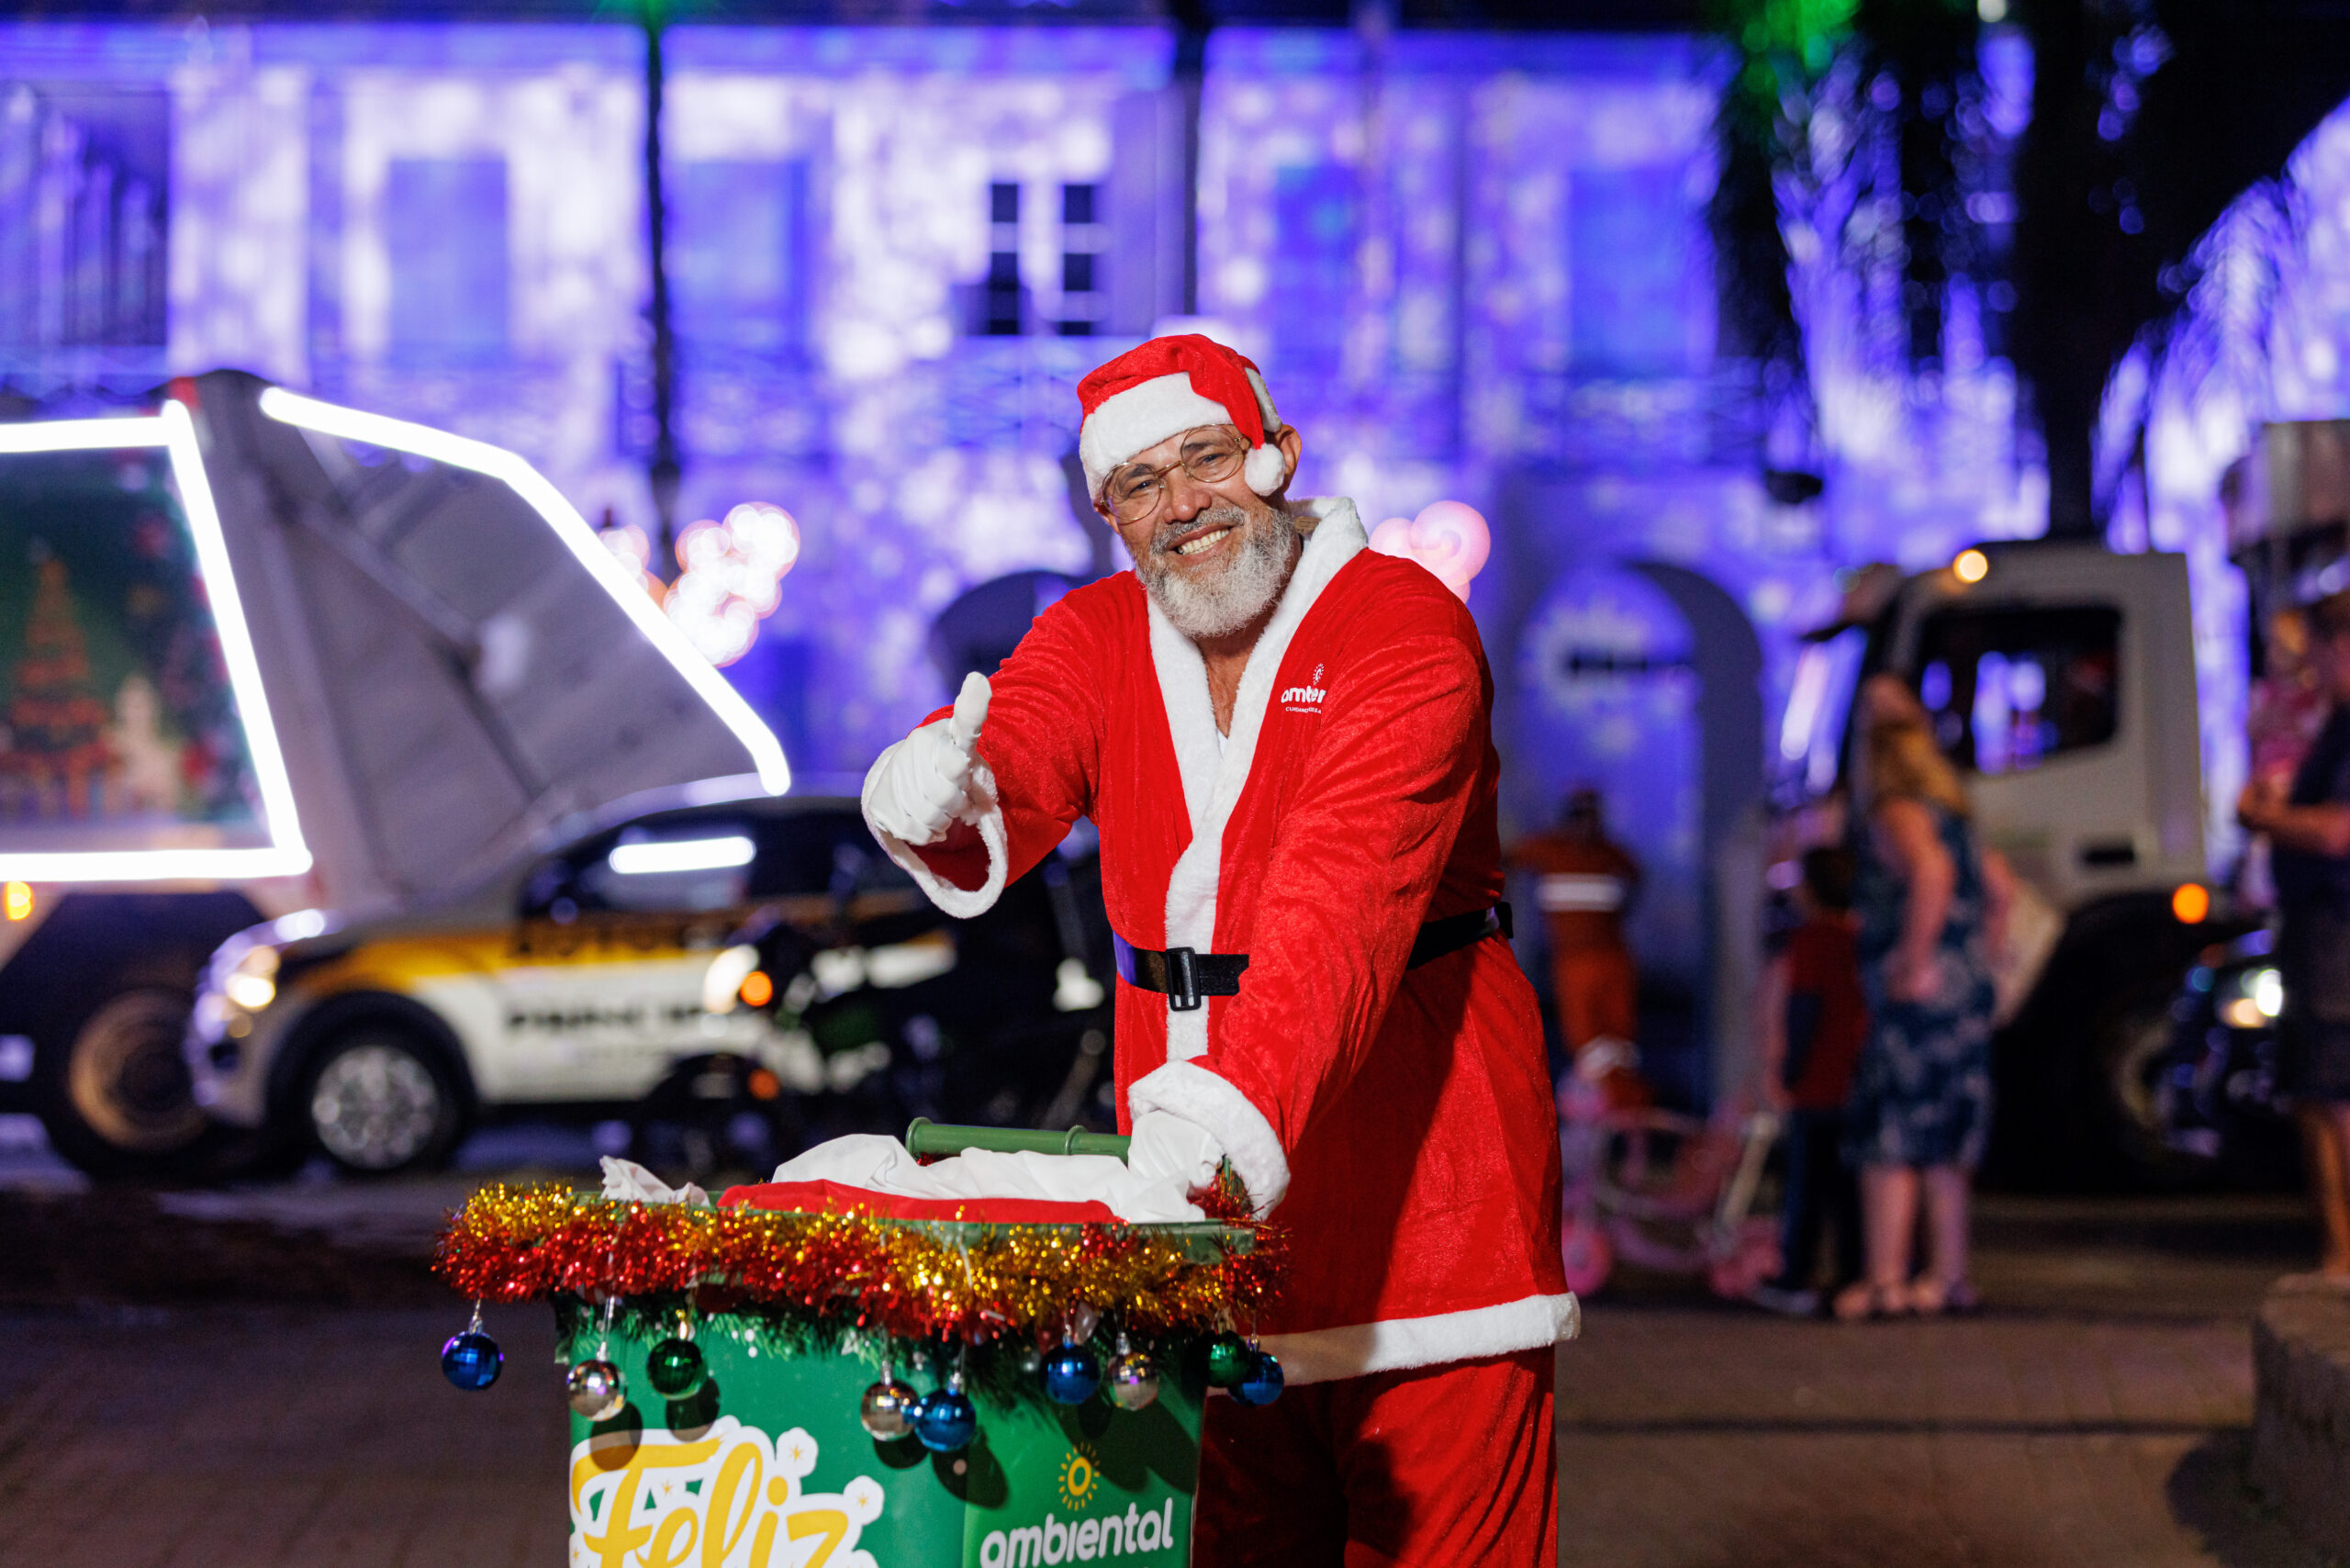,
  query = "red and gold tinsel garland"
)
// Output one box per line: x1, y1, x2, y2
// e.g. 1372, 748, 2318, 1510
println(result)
434, 1183, 1281, 1344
